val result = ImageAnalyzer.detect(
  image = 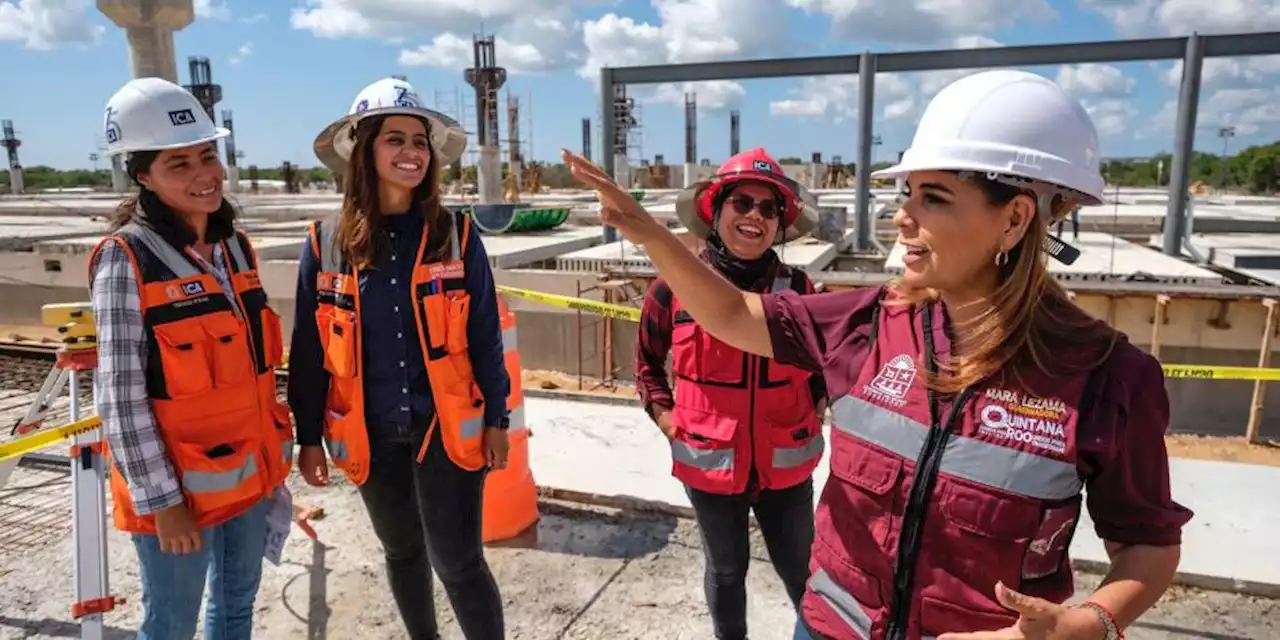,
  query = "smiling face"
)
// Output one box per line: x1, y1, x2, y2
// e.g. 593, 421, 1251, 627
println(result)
894, 170, 1036, 302
372, 114, 431, 192
714, 181, 782, 260
135, 142, 224, 216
